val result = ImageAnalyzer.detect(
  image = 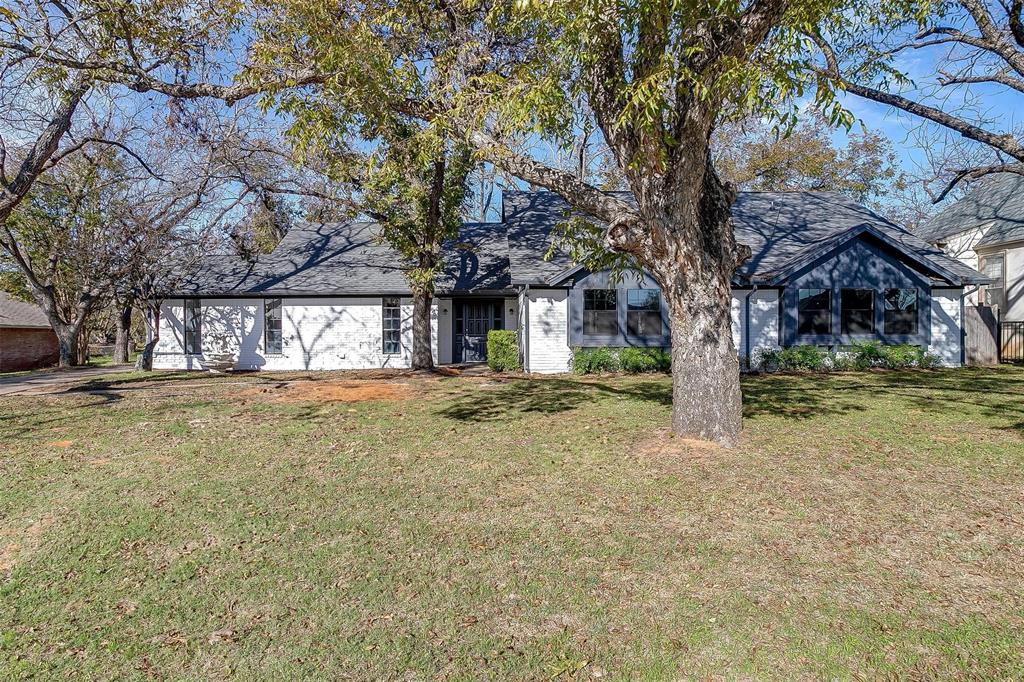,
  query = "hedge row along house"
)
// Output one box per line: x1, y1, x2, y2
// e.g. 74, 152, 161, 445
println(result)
152, 191, 989, 373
